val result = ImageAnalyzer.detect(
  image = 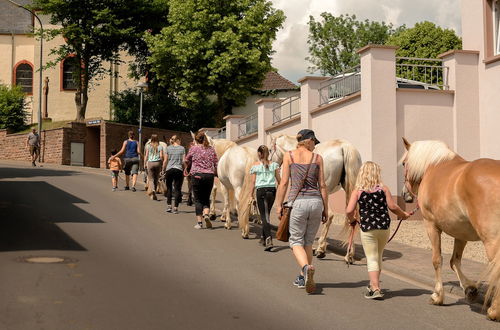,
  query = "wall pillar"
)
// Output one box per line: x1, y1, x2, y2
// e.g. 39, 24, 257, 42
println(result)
439, 50, 480, 160
256, 98, 281, 146
297, 76, 326, 128
223, 115, 244, 141
358, 45, 398, 192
